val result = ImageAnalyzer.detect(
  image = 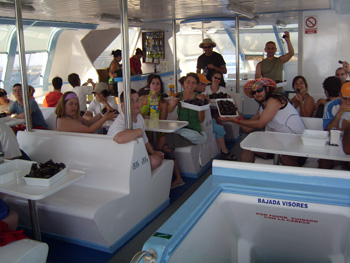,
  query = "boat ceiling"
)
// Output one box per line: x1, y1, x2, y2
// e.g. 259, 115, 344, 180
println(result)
0, 0, 333, 28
